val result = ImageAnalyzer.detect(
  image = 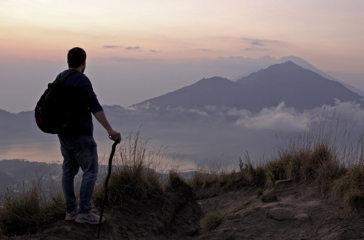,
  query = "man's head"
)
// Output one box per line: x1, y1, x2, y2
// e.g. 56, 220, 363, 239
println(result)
67, 47, 86, 72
